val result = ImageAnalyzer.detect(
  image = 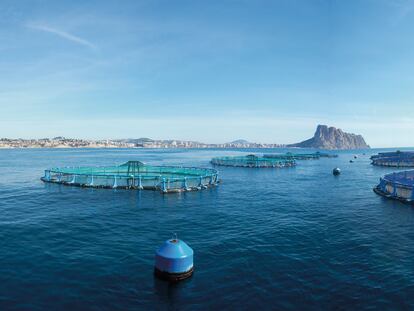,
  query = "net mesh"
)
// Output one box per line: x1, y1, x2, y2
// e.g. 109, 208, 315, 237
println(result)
371, 151, 414, 167
375, 170, 414, 202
